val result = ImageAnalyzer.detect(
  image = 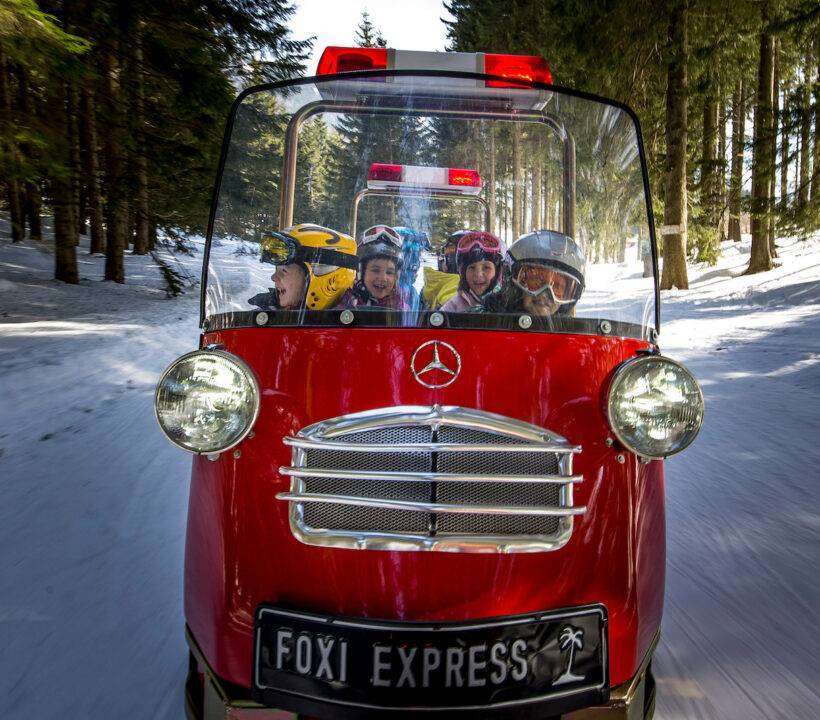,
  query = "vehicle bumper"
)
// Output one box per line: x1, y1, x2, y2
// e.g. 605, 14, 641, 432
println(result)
185, 627, 657, 720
